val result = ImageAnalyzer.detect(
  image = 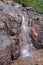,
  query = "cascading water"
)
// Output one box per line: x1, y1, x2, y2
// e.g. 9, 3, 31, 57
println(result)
3, 6, 32, 58
21, 15, 32, 57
